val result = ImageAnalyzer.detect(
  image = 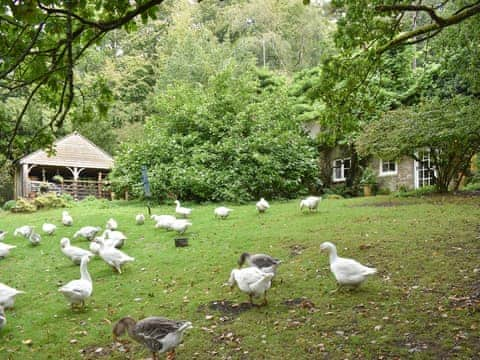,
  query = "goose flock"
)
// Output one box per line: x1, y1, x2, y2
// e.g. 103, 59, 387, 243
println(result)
0, 197, 378, 359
